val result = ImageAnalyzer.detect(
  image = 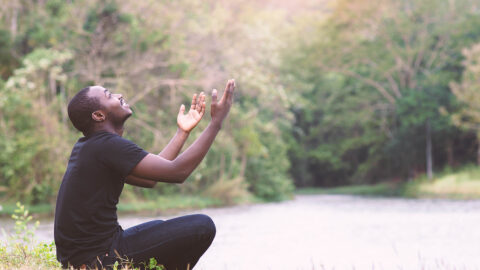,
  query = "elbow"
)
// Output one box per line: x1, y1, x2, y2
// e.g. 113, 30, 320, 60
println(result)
168, 161, 191, 184
147, 182, 157, 188
174, 178, 186, 184
173, 169, 190, 184
174, 176, 187, 184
